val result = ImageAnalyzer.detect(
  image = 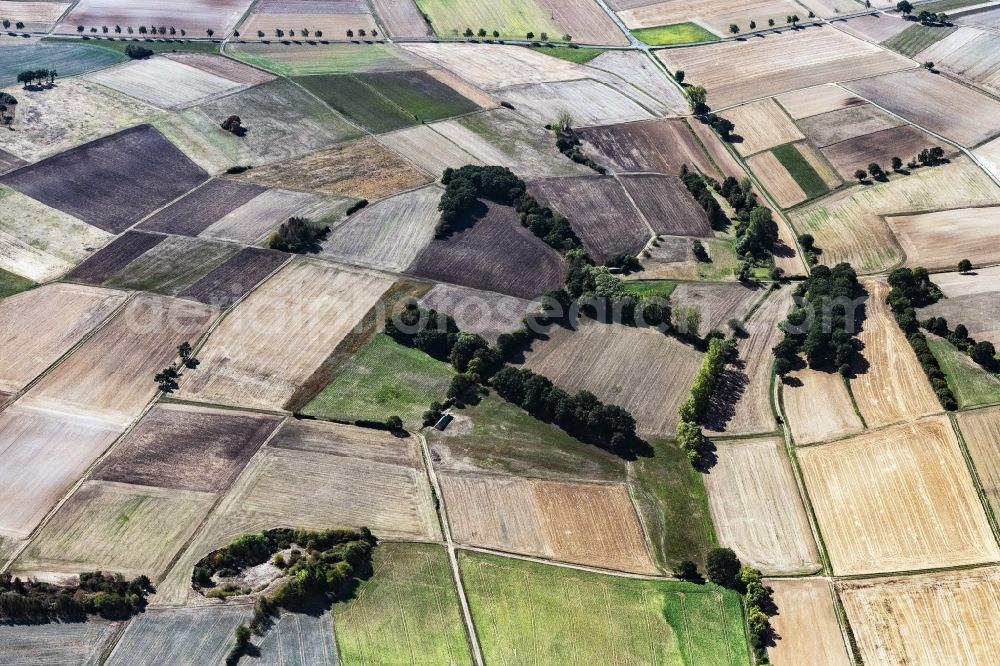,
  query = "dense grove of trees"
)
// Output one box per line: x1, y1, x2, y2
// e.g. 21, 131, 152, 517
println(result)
772, 263, 864, 376
124, 44, 153, 59
0, 571, 152, 622
268, 217, 328, 253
